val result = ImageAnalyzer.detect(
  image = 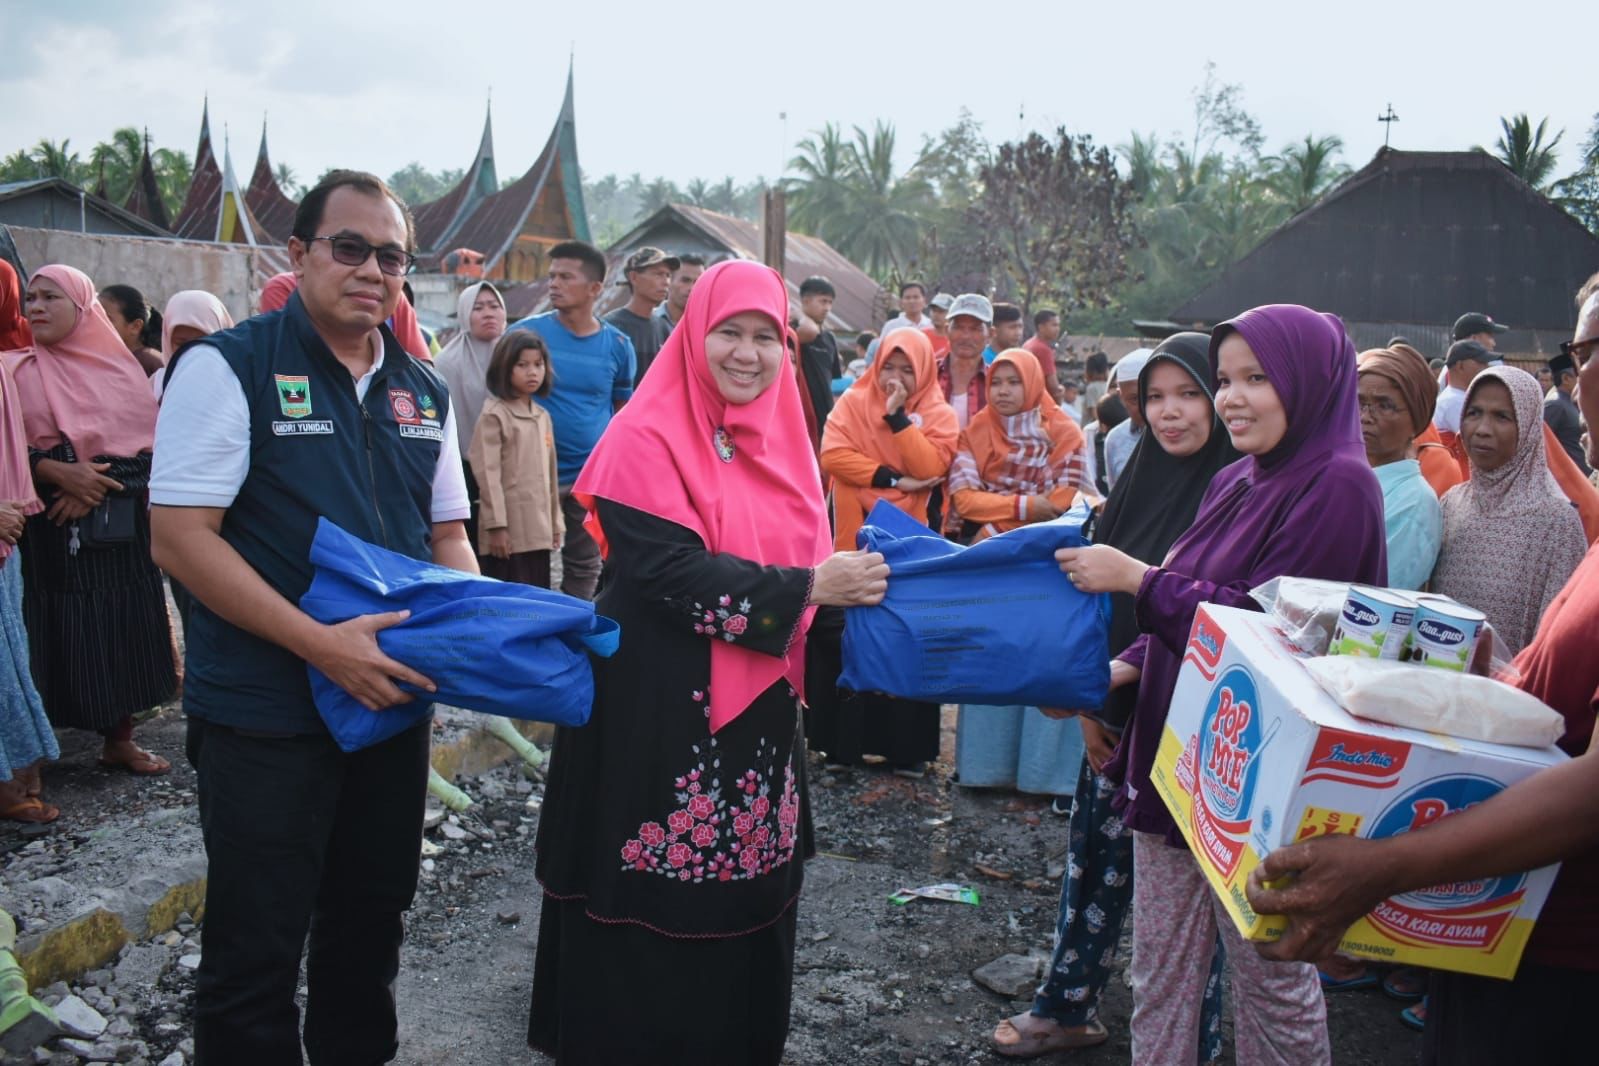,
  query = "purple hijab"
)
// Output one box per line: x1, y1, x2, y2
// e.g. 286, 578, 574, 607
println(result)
1105, 304, 1388, 842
